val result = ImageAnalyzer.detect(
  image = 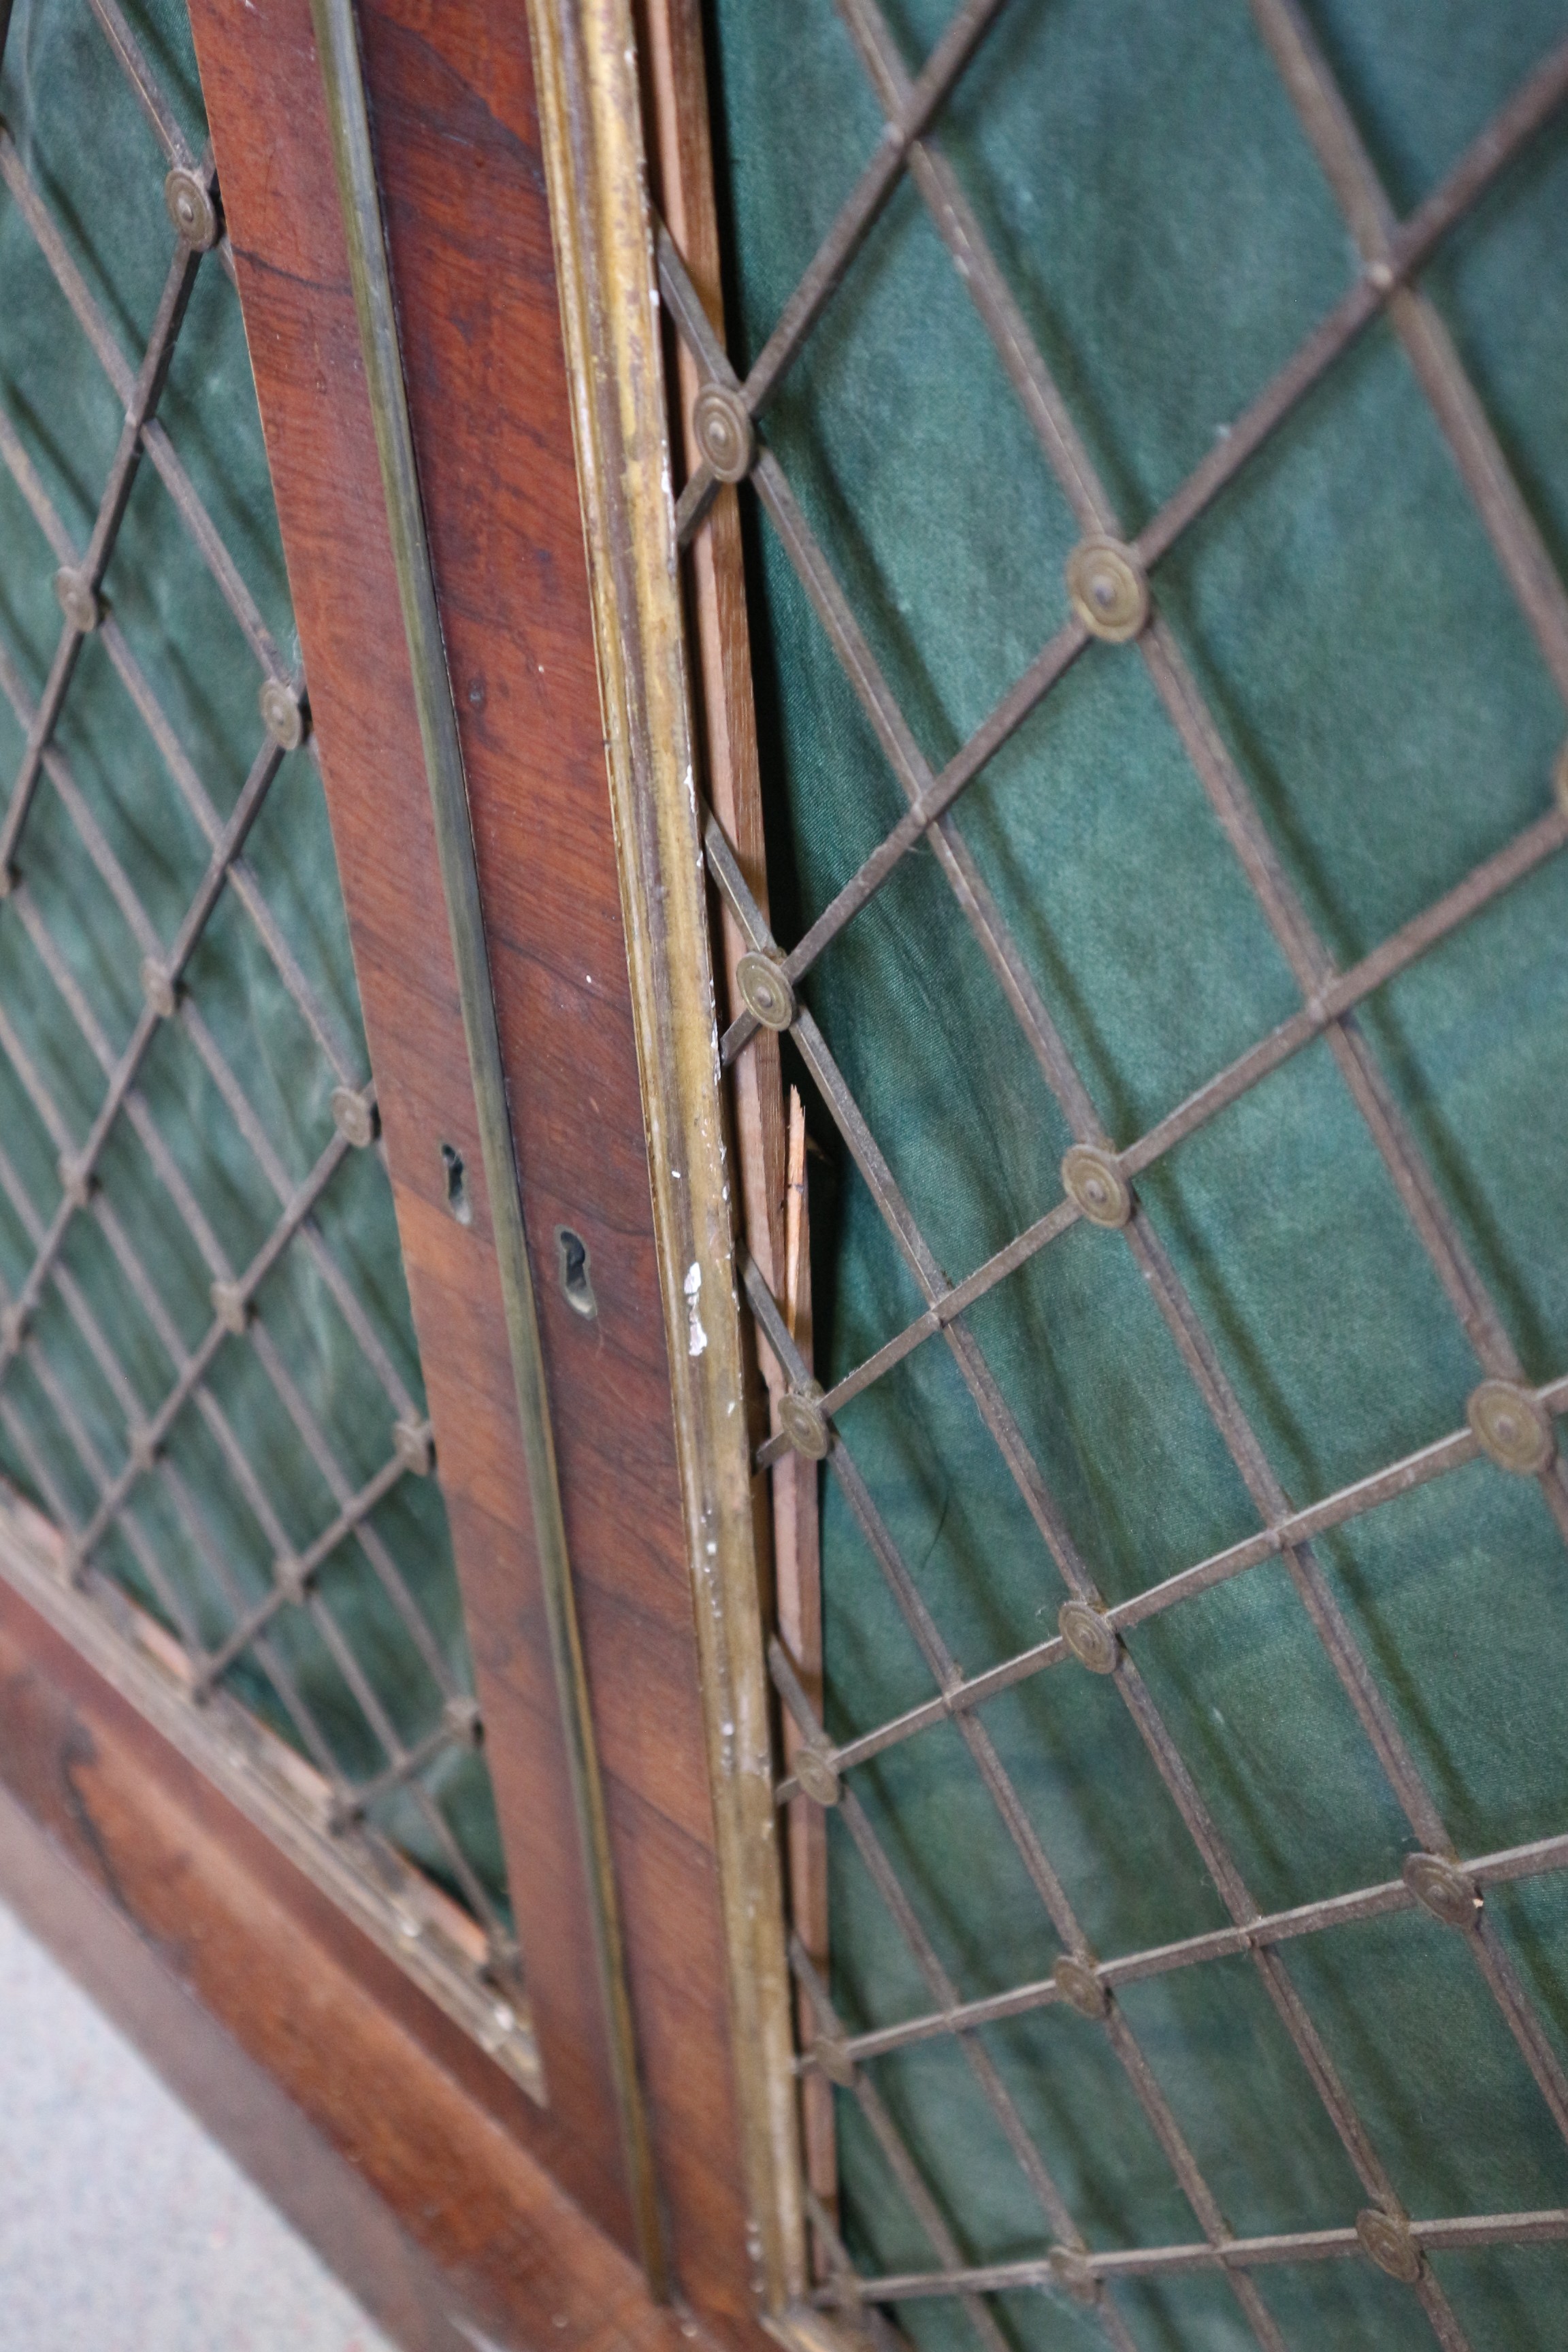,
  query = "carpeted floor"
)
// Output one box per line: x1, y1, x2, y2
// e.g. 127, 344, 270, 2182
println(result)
0, 1897, 395, 2351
